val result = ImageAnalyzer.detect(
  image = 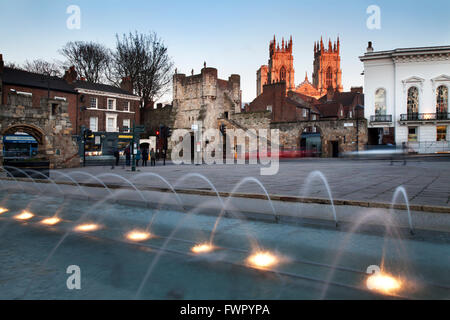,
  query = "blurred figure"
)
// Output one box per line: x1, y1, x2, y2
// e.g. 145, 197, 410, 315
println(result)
142, 148, 148, 167
136, 148, 141, 167
125, 145, 131, 166
114, 148, 120, 166
402, 142, 407, 165
150, 148, 156, 167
